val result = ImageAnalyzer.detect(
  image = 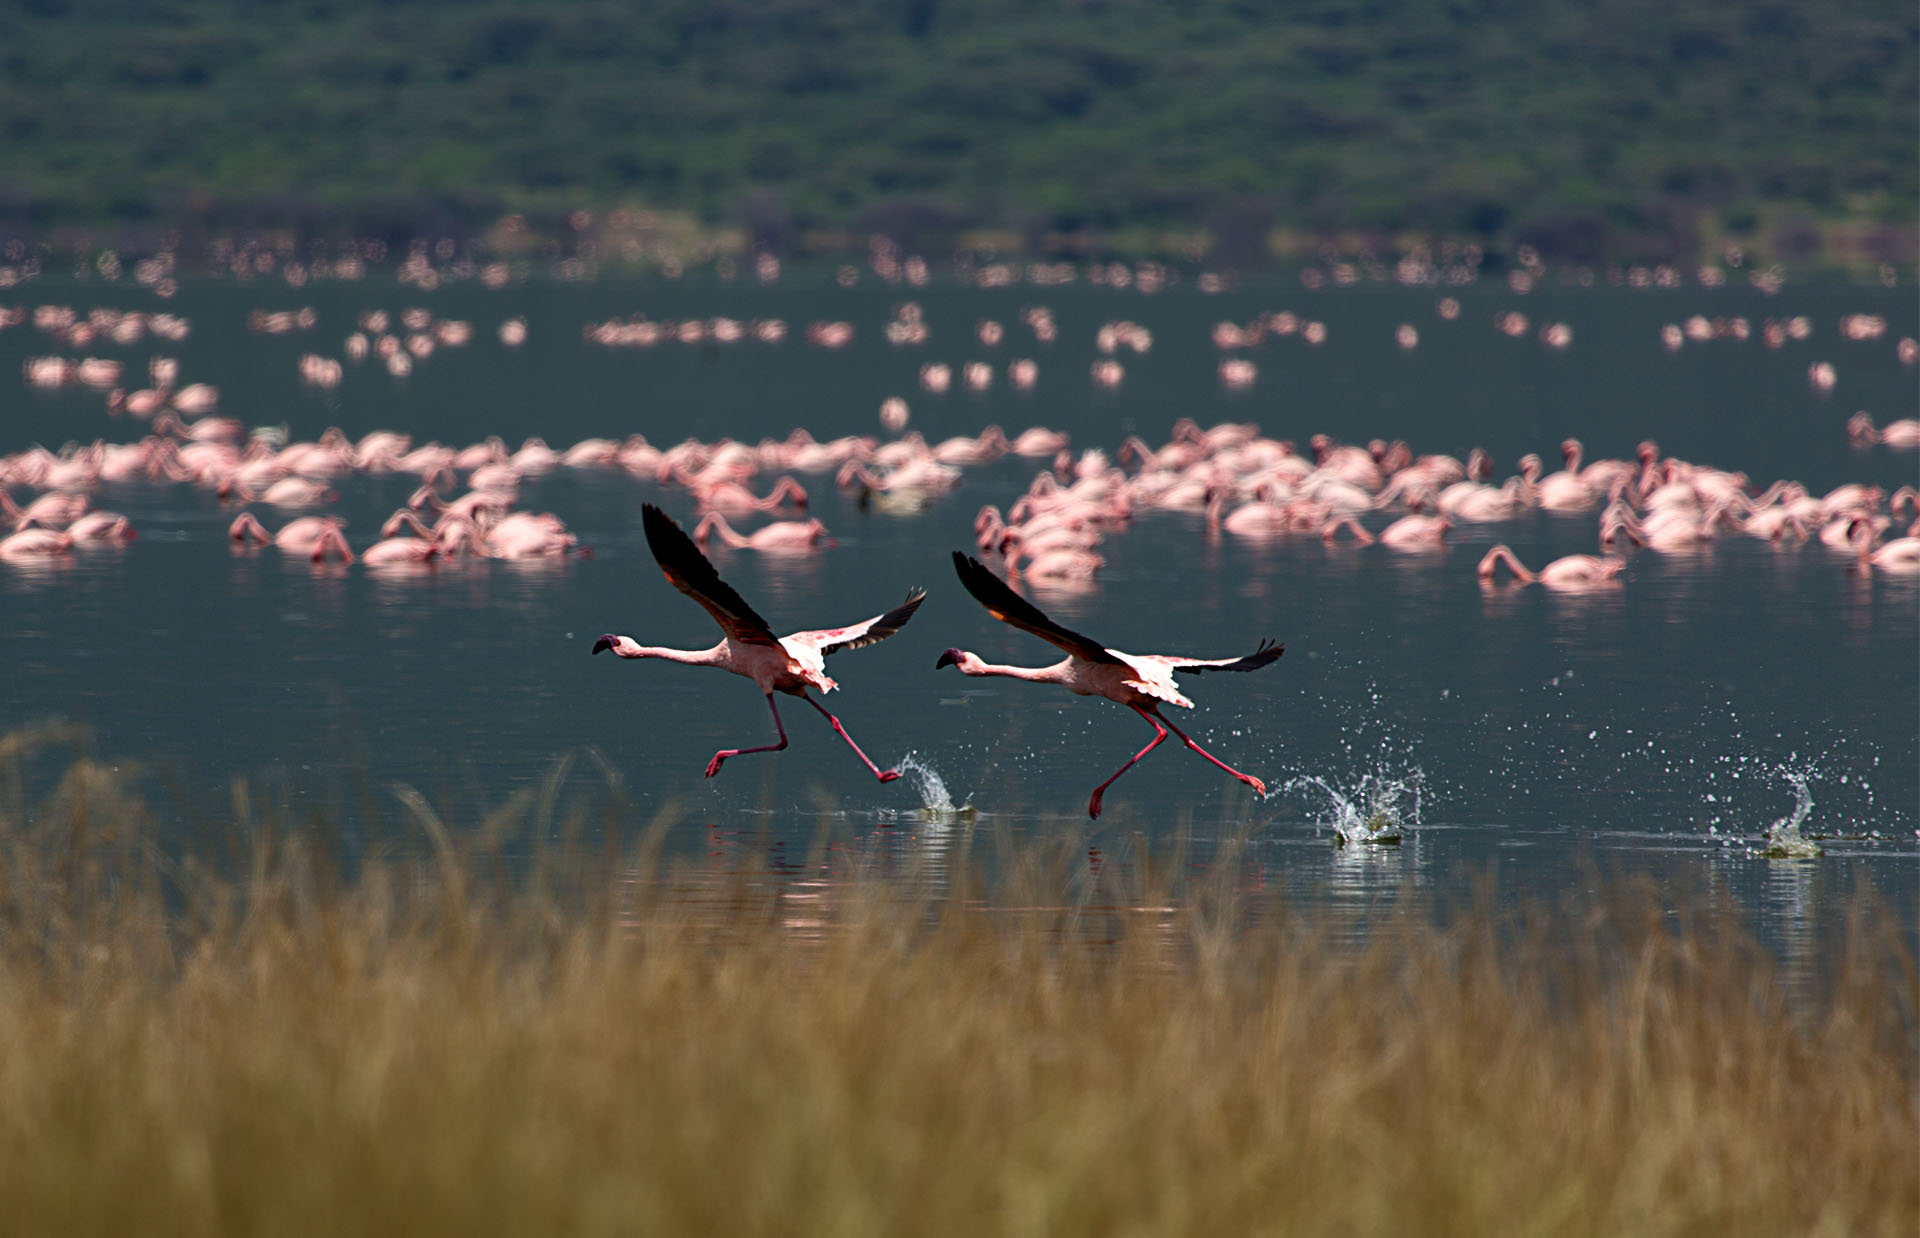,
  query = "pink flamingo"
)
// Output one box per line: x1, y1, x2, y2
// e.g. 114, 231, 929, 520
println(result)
65, 511, 138, 543
1525, 450, 1596, 512
1565, 440, 1638, 495
931, 426, 1008, 466
693, 511, 832, 552
687, 475, 809, 513
230, 513, 354, 560
0, 527, 73, 559
1476, 544, 1625, 591
1437, 476, 1529, 522
1851, 519, 1920, 574
359, 535, 438, 566
486, 511, 584, 559
1009, 426, 1070, 457
0, 490, 89, 529
1737, 506, 1810, 542
1206, 487, 1297, 539
1017, 547, 1105, 581
1378, 512, 1450, 549
1849, 412, 1920, 450
593, 505, 922, 782
936, 553, 1280, 819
